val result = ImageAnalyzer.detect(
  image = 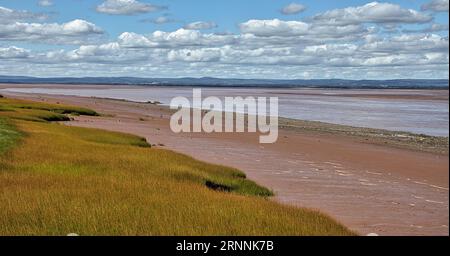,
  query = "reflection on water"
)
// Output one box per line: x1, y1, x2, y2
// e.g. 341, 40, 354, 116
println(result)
2, 87, 448, 136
